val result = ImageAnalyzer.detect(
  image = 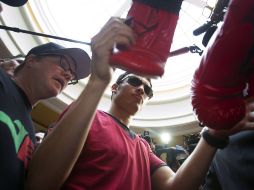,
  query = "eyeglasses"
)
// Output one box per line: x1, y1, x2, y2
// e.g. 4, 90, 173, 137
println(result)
121, 76, 153, 99
36, 53, 78, 85
59, 55, 76, 79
